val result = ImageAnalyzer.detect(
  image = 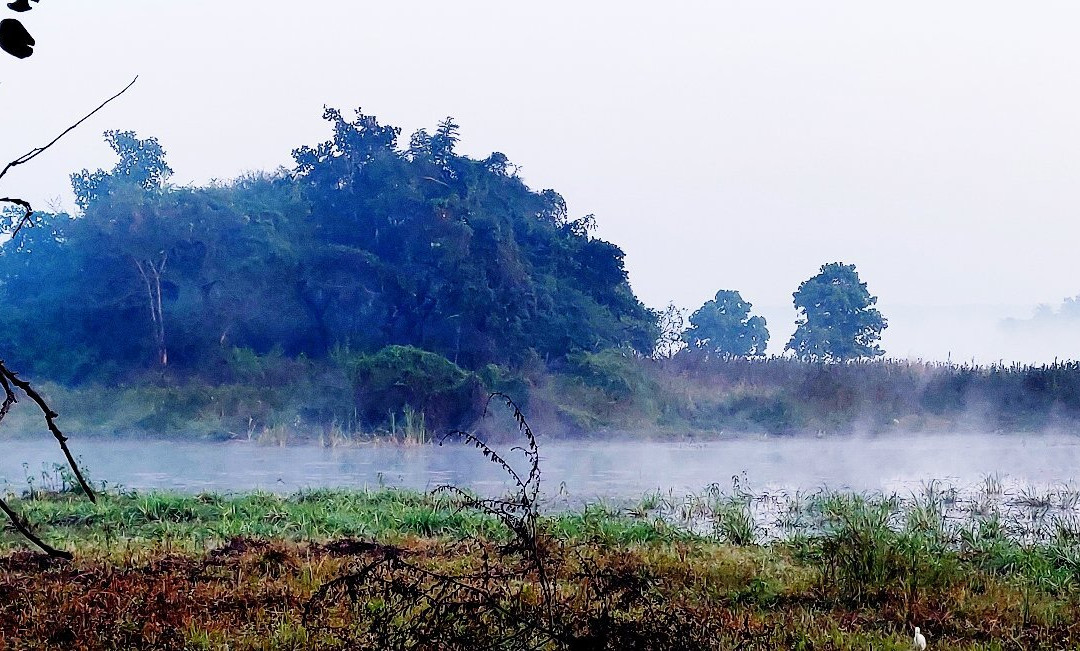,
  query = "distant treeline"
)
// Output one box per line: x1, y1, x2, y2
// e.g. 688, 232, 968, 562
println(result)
1, 111, 1079, 439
